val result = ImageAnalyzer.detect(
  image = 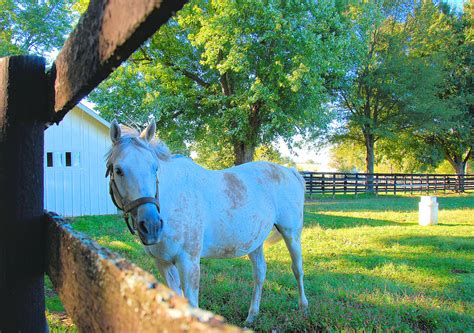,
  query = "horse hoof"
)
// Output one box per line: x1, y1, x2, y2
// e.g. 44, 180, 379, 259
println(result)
245, 313, 258, 325
299, 300, 309, 316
